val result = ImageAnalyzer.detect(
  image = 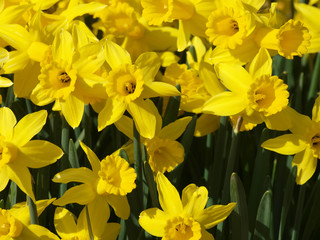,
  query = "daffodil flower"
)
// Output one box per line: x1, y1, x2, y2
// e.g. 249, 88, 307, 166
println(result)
0, 199, 59, 240
54, 201, 120, 240
139, 172, 236, 239
262, 97, 320, 185
98, 39, 180, 138
30, 29, 107, 128
115, 99, 191, 173
141, 0, 214, 50
53, 141, 136, 219
0, 107, 63, 201
203, 48, 291, 131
